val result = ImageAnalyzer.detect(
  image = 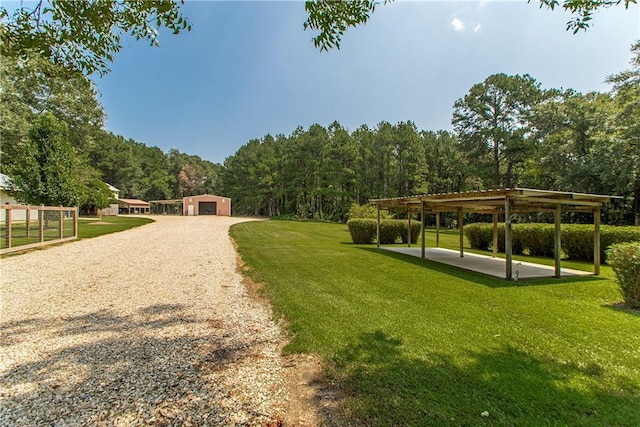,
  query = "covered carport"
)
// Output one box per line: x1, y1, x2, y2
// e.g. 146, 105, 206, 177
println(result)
371, 188, 616, 280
